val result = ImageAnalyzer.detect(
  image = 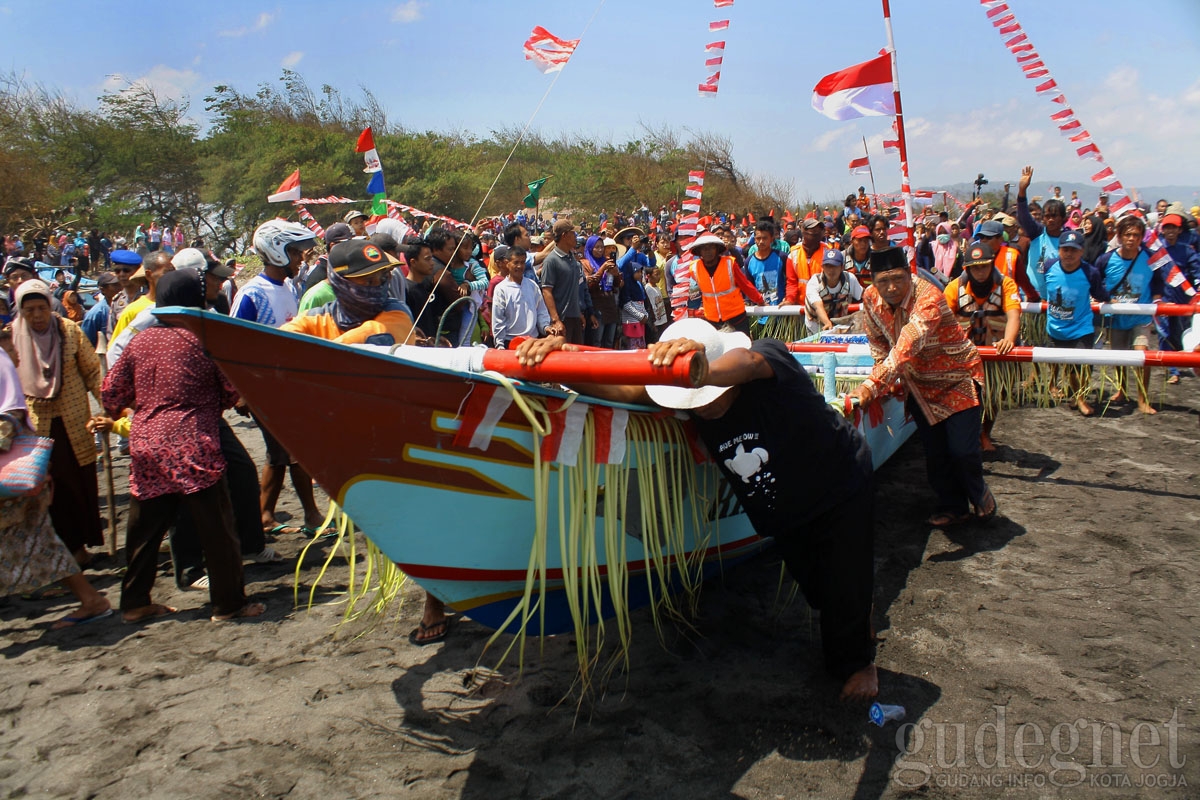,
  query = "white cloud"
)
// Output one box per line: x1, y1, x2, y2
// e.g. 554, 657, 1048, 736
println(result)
1000, 129, 1043, 152
219, 11, 275, 37
811, 127, 851, 153
391, 1, 424, 23
101, 65, 200, 103
281, 51, 304, 68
